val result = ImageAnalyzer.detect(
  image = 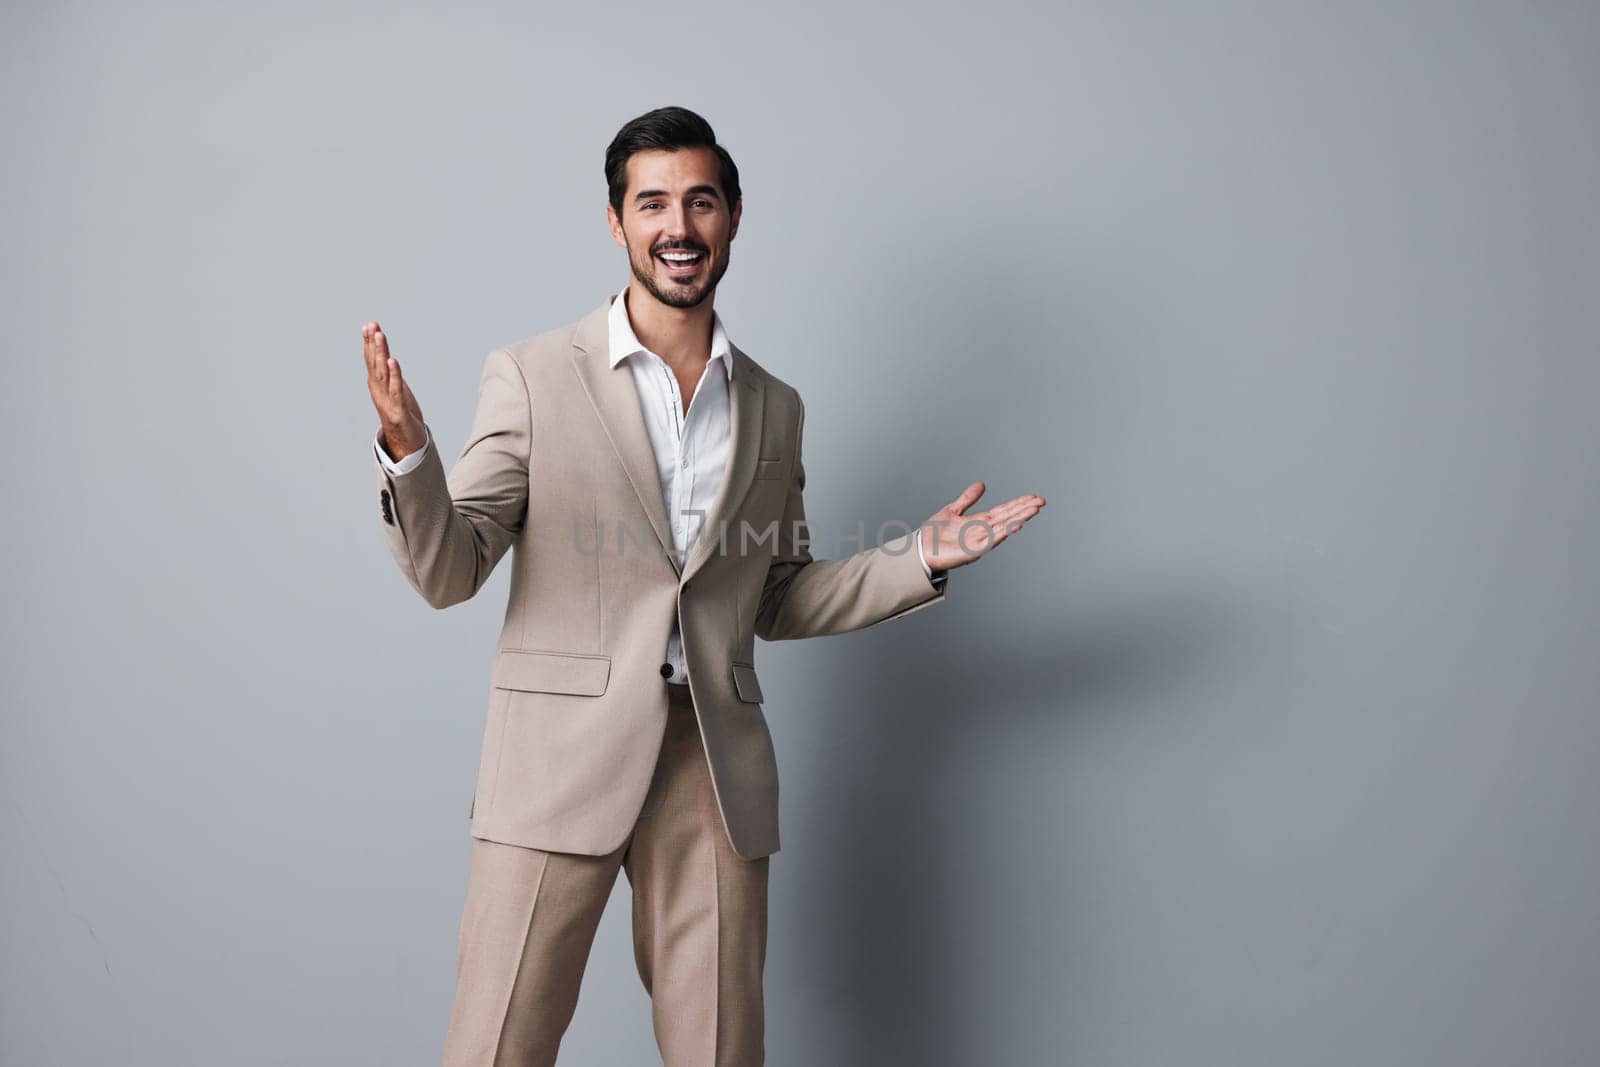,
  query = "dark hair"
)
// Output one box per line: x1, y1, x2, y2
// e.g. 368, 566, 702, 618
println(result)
605, 106, 741, 216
